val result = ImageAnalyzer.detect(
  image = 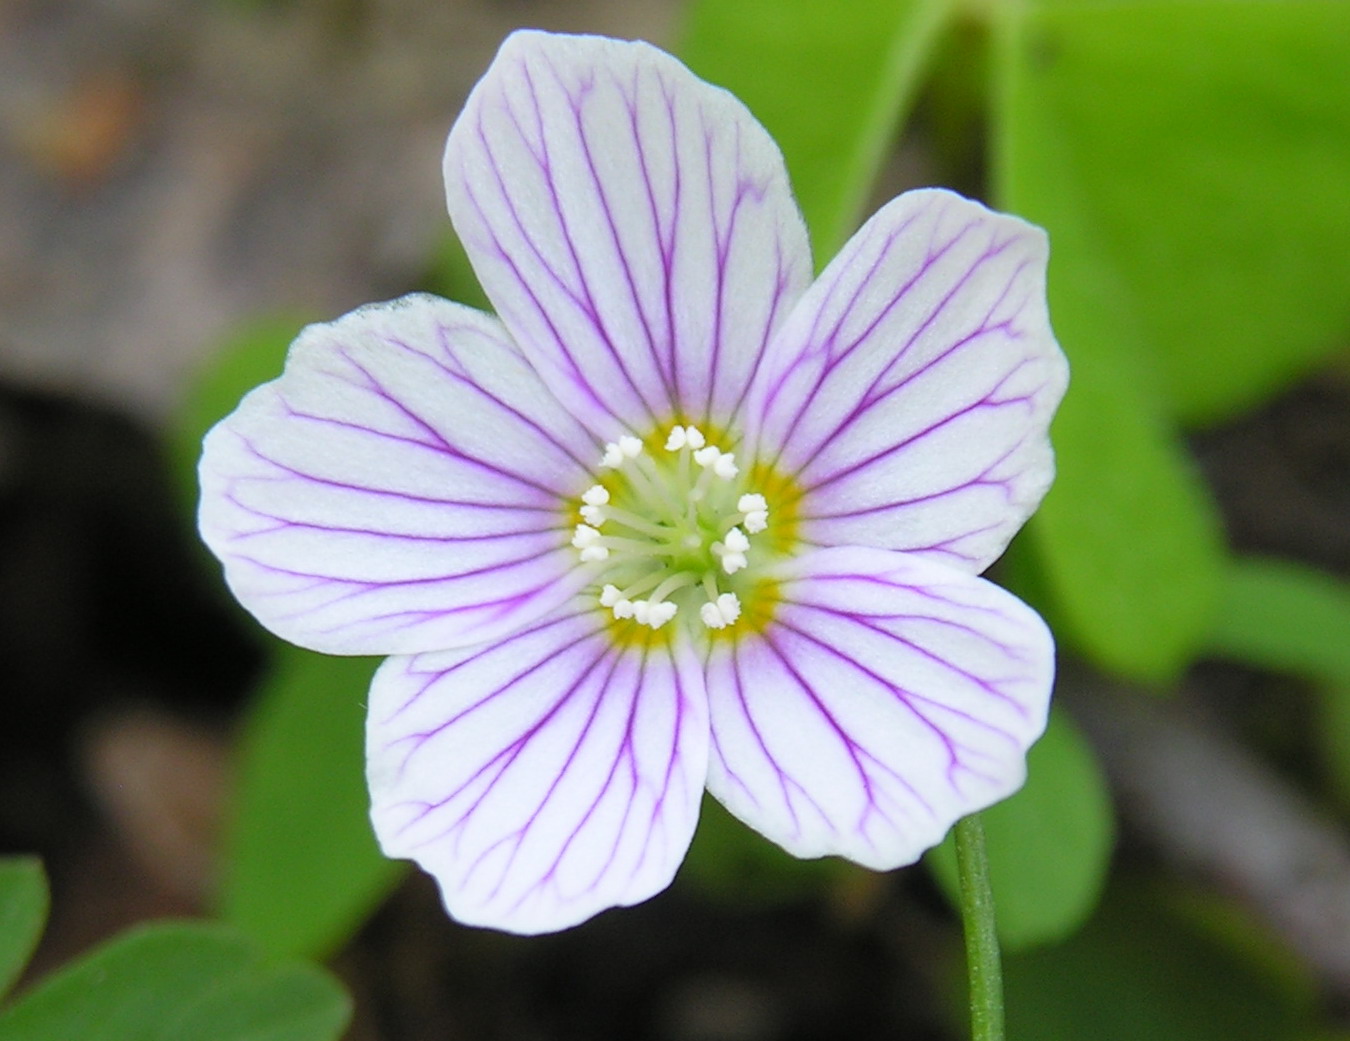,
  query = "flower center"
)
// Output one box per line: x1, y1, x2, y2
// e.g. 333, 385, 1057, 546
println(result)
570, 425, 772, 632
